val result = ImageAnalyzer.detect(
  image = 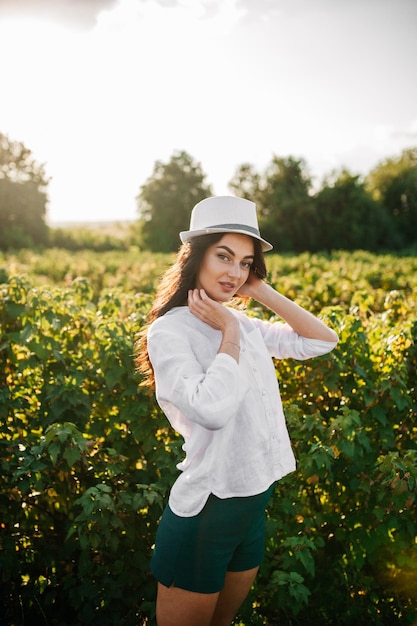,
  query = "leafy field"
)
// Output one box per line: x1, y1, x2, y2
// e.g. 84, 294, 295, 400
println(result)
1, 249, 416, 625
